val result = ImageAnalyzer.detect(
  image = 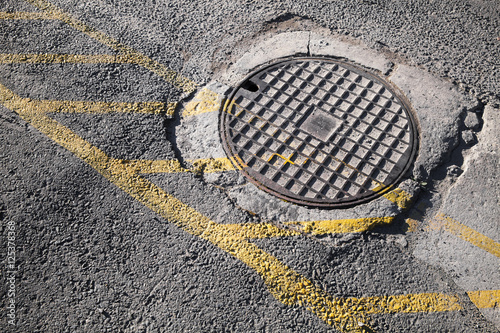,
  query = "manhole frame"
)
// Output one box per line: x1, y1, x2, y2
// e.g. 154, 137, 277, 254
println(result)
219, 56, 419, 208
